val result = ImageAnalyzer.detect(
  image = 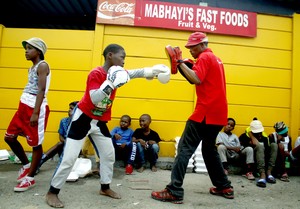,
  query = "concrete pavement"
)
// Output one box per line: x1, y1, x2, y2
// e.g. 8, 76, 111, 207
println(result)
1, 155, 300, 209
